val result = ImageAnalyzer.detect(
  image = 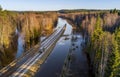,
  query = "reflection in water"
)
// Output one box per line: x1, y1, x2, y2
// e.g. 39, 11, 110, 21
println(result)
35, 36, 71, 77
35, 18, 89, 77
35, 18, 73, 77
58, 41, 65, 45
57, 18, 72, 35
16, 29, 25, 58
15, 18, 67, 59
15, 28, 19, 35
61, 34, 89, 77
